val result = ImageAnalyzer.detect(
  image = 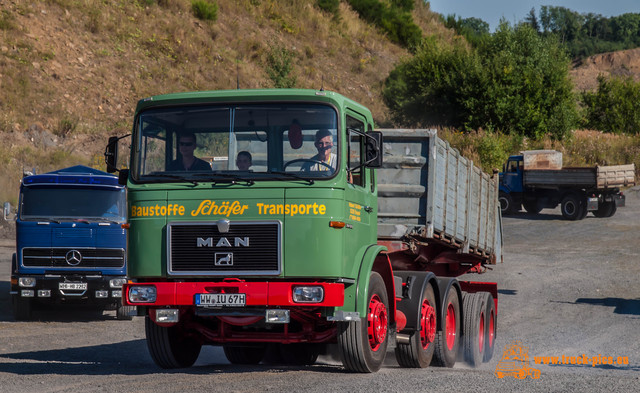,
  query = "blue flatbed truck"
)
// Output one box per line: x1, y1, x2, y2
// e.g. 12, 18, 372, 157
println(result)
7, 165, 133, 320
